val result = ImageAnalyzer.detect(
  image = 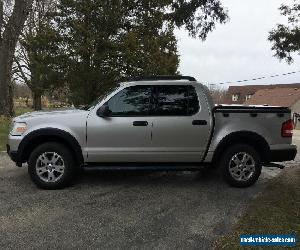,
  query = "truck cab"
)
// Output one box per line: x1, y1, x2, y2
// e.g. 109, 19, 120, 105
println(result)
85, 79, 213, 163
